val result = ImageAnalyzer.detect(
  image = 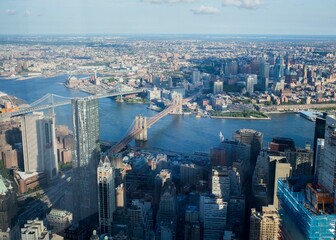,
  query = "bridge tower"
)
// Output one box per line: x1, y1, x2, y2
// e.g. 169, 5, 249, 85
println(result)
49, 94, 55, 115
116, 82, 124, 102
171, 94, 183, 115
135, 115, 147, 141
